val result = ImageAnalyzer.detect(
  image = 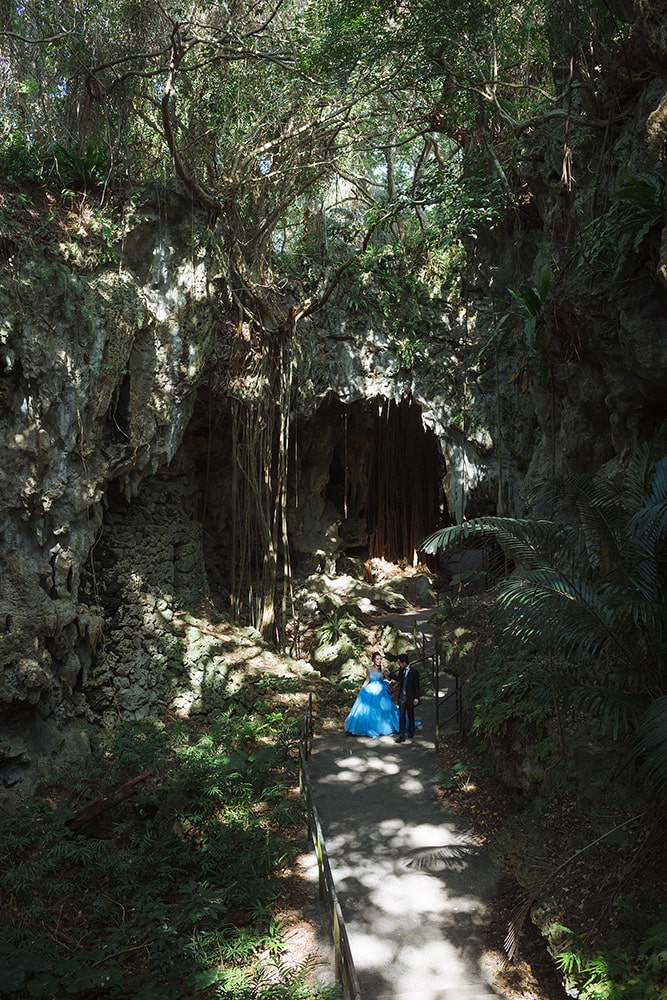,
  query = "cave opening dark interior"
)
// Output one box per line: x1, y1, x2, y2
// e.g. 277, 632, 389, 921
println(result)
85, 386, 448, 616
311, 393, 445, 564
149, 388, 448, 593
368, 396, 442, 562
